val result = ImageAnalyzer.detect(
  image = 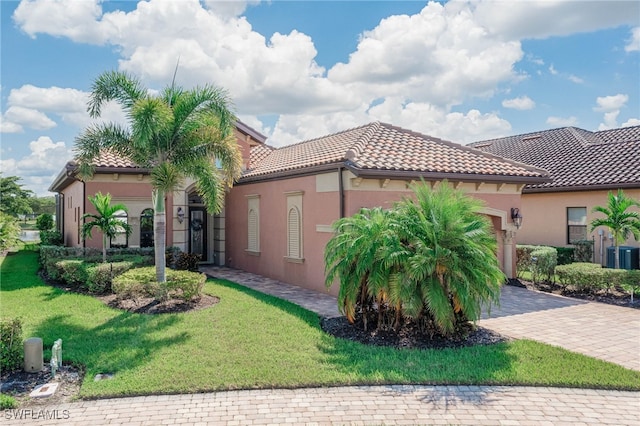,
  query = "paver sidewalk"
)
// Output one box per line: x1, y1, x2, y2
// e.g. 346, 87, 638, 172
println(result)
4, 385, 638, 425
